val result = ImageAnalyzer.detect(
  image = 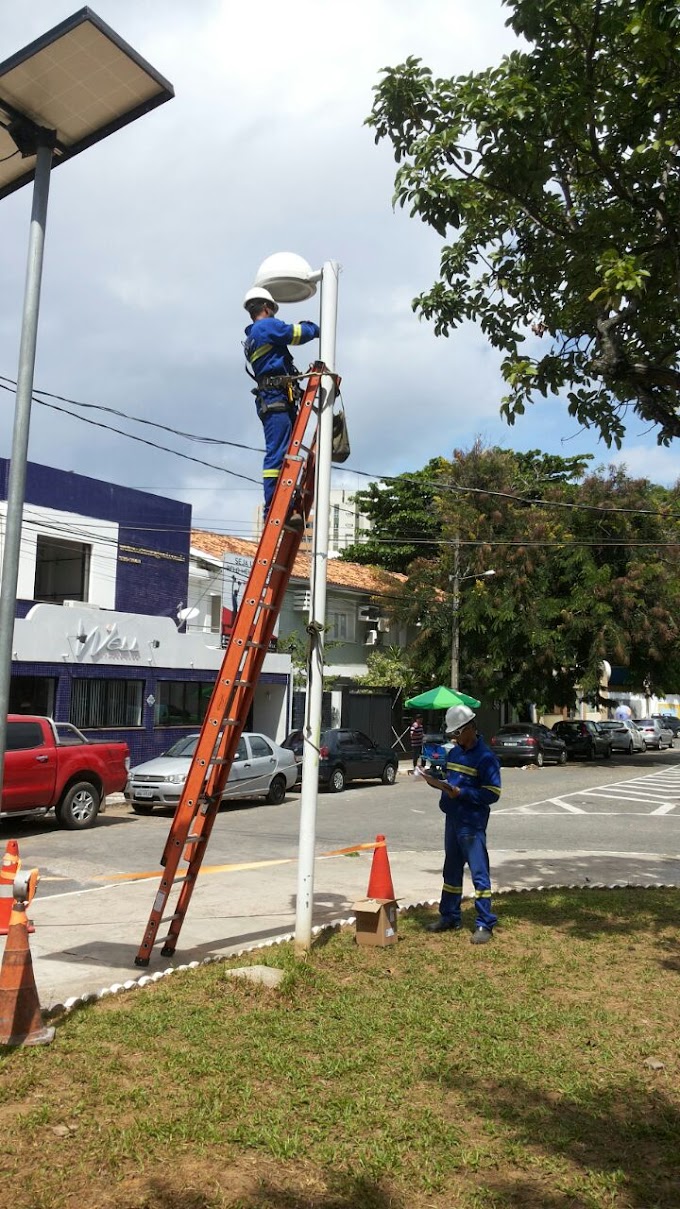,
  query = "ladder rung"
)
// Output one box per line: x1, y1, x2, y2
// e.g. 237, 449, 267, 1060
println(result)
154, 934, 178, 948
246, 641, 268, 650
184, 834, 205, 844
159, 912, 182, 925
233, 679, 252, 687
